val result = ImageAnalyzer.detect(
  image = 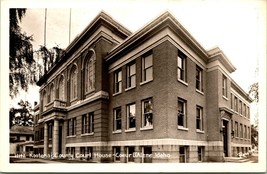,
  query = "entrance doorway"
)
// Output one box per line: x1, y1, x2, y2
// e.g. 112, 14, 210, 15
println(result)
222, 120, 228, 157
